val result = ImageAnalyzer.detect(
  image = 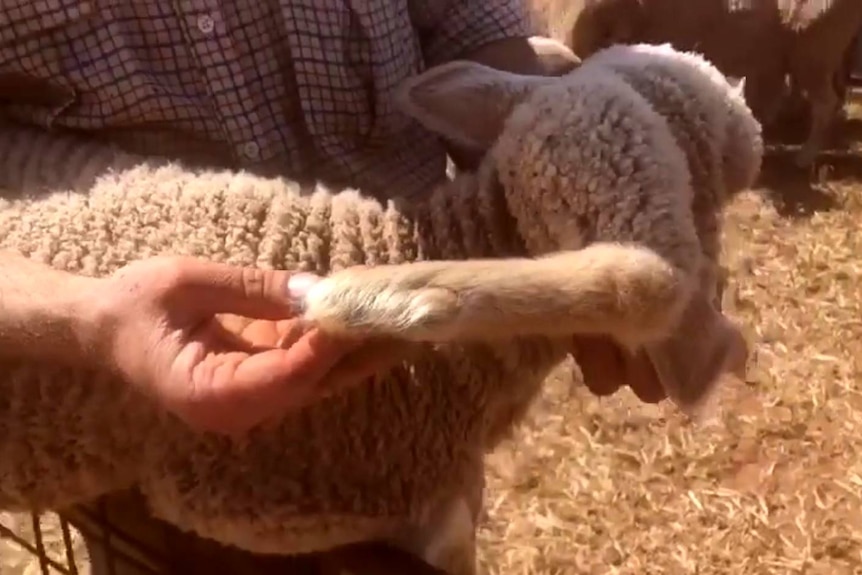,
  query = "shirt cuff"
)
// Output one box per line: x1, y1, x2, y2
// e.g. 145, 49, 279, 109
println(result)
419, 0, 536, 67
